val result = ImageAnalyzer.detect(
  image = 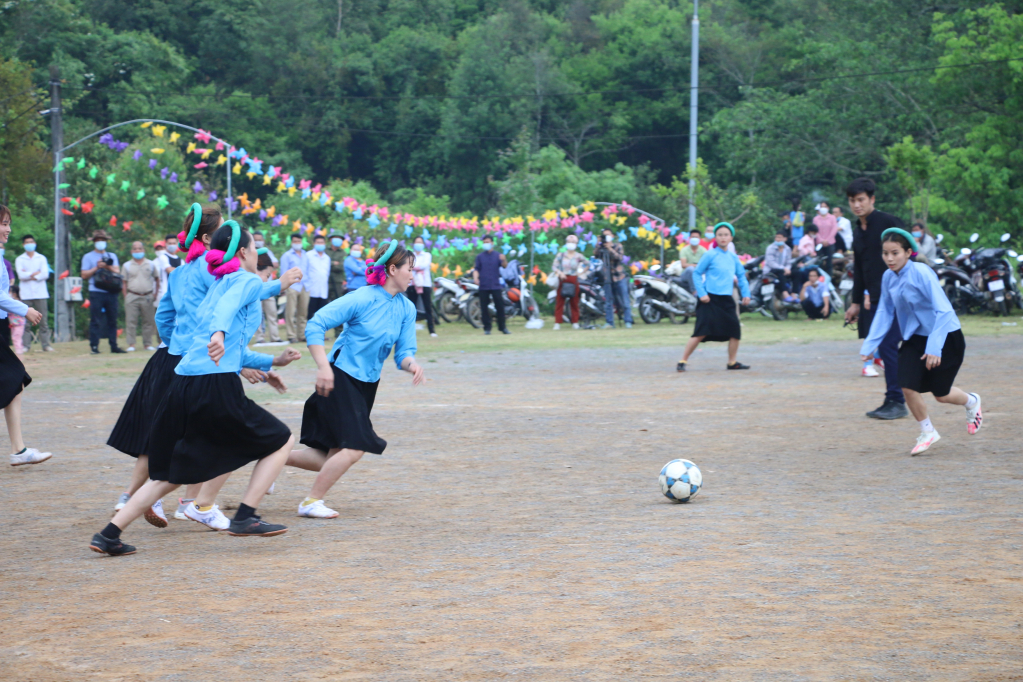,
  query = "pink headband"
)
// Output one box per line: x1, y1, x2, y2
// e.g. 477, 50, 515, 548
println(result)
178, 230, 207, 263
